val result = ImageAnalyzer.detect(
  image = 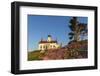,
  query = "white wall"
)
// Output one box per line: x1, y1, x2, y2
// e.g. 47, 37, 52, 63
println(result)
0, 0, 99, 76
